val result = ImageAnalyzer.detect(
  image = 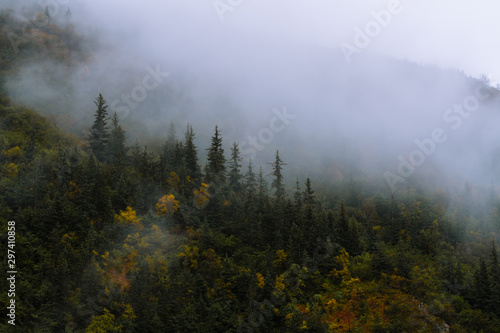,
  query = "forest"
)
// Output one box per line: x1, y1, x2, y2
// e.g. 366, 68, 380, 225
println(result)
1, 2, 500, 333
